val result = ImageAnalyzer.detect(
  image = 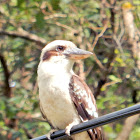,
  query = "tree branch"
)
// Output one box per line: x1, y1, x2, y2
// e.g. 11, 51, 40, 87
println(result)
87, 42, 106, 71
22, 126, 34, 139
116, 113, 140, 140
92, 21, 108, 50
94, 47, 115, 98
0, 28, 47, 47
132, 88, 140, 103
0, 53, 12, 98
